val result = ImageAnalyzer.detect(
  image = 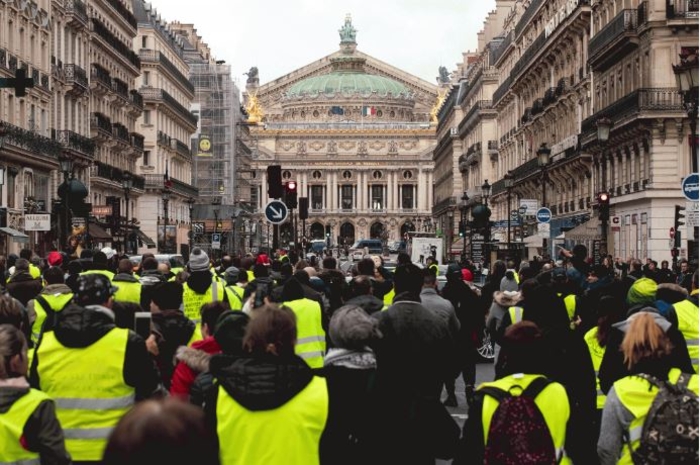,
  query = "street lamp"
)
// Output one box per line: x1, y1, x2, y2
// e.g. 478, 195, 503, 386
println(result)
504, 171, 514, 257
161, 188, 171, 253
122, 172, 132, 255
596, 117, 614, 262
537, 143, 551, 256
460, 191, 469, 262
482, 179, 492, 265
673, 51, 699, 173
212, 196, 221, 258
58, 151, 74, 248
186, 197, 195, 252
